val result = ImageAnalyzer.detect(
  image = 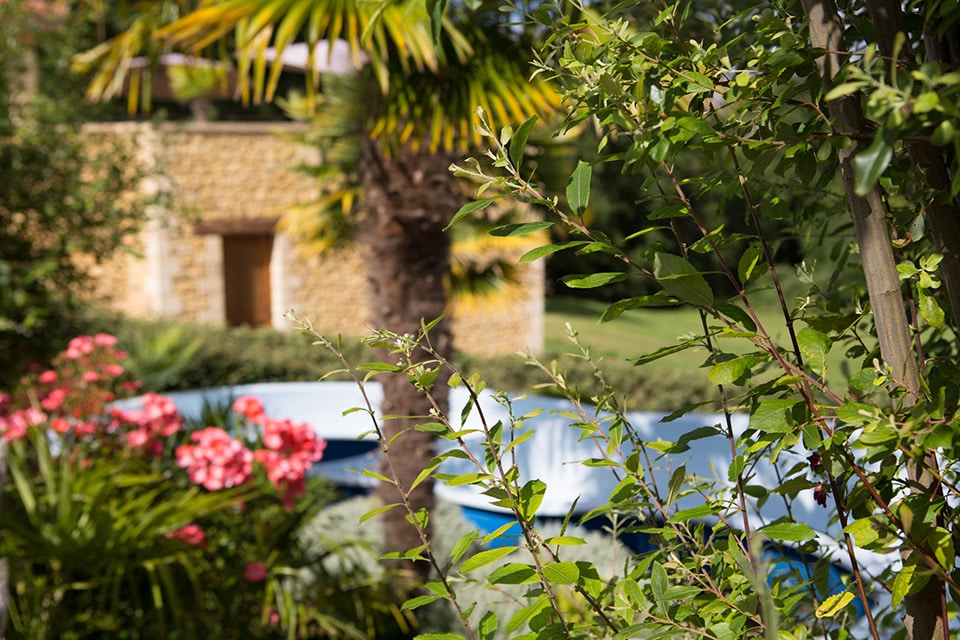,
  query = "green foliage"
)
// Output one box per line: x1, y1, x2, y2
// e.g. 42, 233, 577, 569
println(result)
0, 2, 144, 388
79, 310, 369, 391
297, 0, 960, 638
